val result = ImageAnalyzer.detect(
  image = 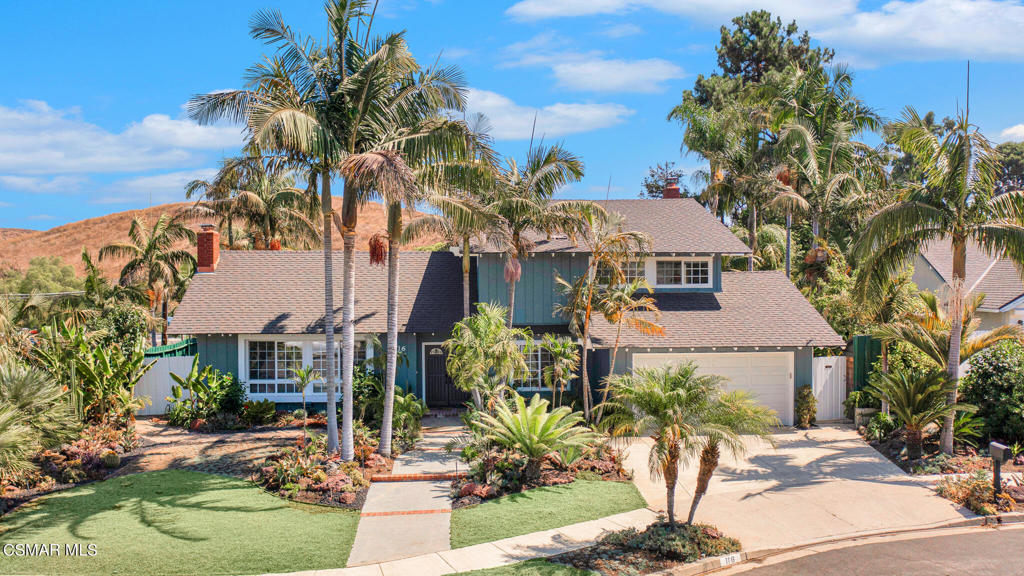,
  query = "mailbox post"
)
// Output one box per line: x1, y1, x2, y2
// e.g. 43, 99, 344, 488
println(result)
991, 442, 1010, 498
